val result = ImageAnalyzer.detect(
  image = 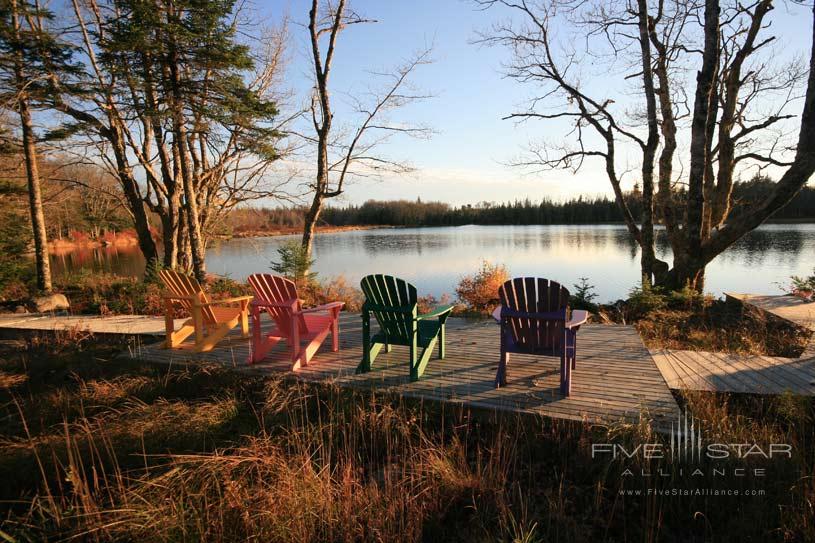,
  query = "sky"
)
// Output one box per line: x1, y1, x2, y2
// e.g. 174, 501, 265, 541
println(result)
258, 1, 812, 206
42, 0, 811, 207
